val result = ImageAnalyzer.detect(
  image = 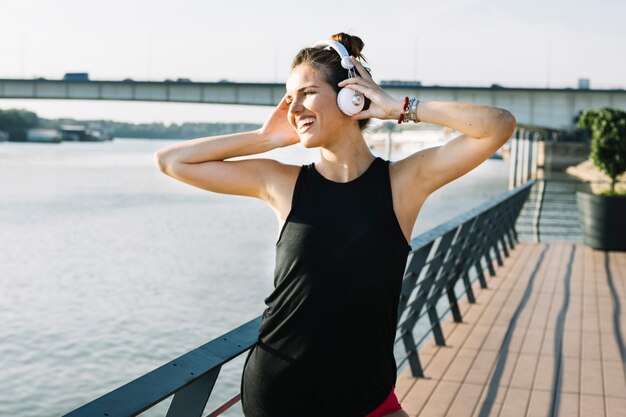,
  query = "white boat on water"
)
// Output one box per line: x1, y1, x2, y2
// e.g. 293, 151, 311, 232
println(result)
26, 129, 63, 143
